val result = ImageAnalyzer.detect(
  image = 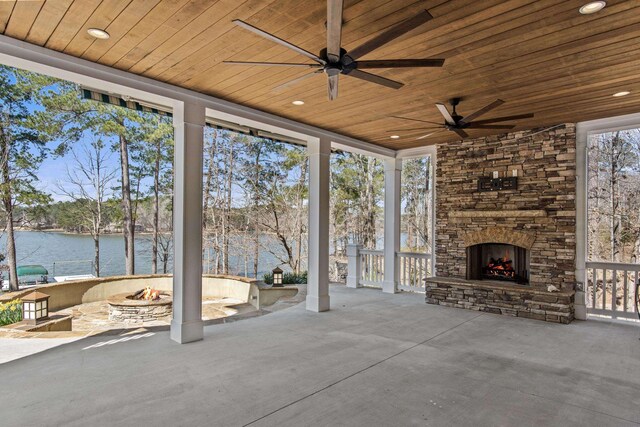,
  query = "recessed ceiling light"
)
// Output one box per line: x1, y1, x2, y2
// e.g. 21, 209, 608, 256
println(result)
291, 100, 305, 106
87, 28, 110, 39
613, 91, 631, 97
579, 1, 606, 14
390, 135, 400, 139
